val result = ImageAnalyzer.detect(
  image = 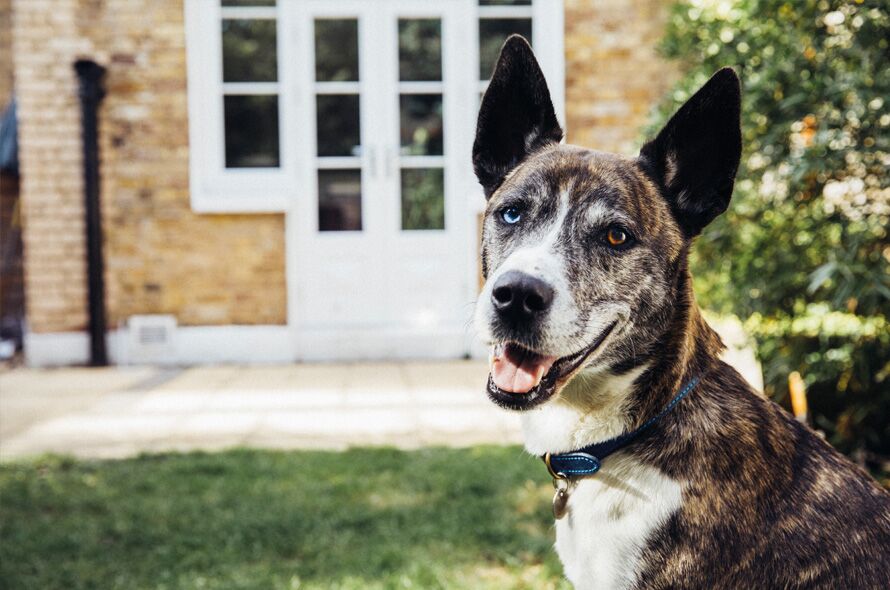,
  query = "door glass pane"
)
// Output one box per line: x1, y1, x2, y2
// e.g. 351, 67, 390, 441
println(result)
398, 19, 441, 81
479, 18, 532, 80
222, 19, 277, 82
318, 170, 362, 231
316, 95, 361, 157
401, 169, 444, 230
224, 95, 279, 167
315, 19, 359, 82
400, 95, 443, 156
